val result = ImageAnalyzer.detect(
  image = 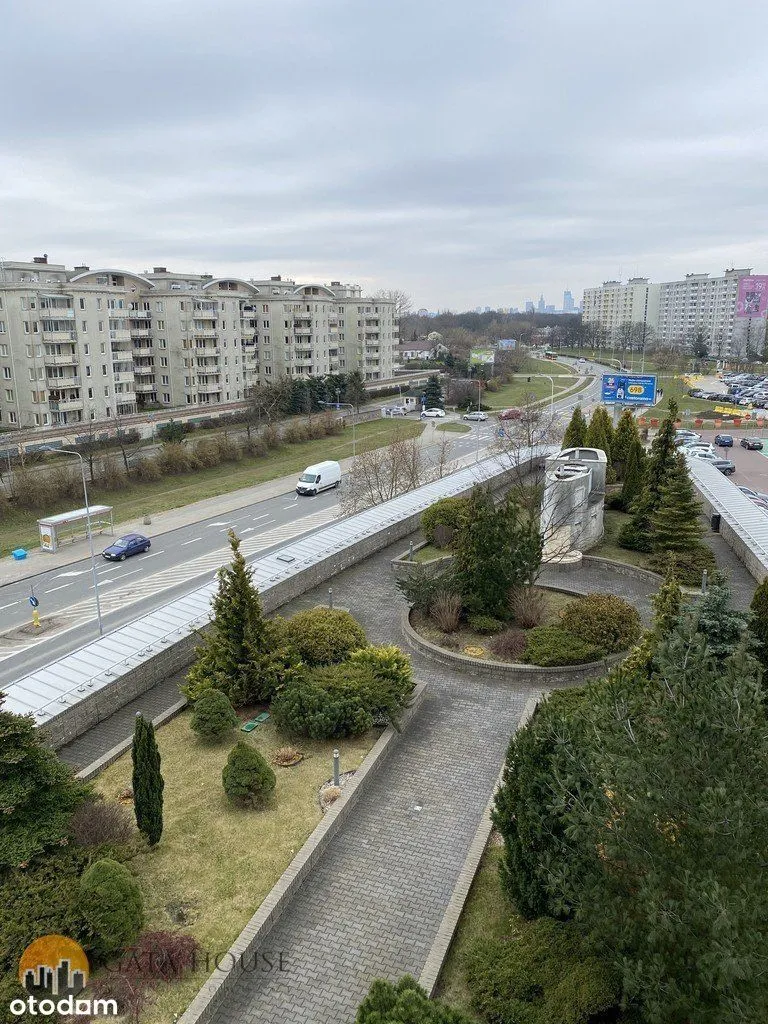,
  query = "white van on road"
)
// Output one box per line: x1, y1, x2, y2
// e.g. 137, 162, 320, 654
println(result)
296, 460, 342, 496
